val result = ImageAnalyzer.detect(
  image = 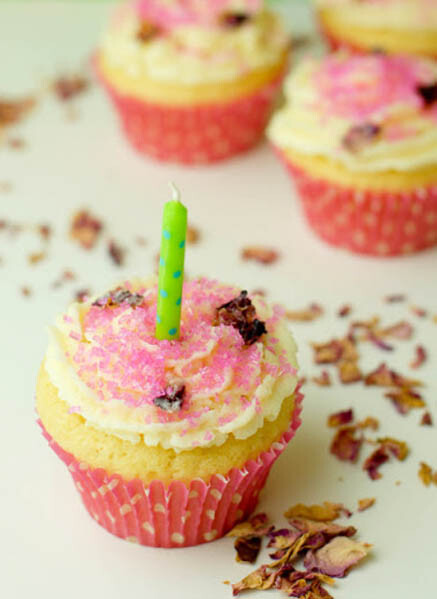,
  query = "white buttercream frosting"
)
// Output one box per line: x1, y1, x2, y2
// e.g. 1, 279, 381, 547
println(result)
44, 278, 298, 452
315, 0, 437, 31
99, 3, 289, 85
268, 53, 437, 173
